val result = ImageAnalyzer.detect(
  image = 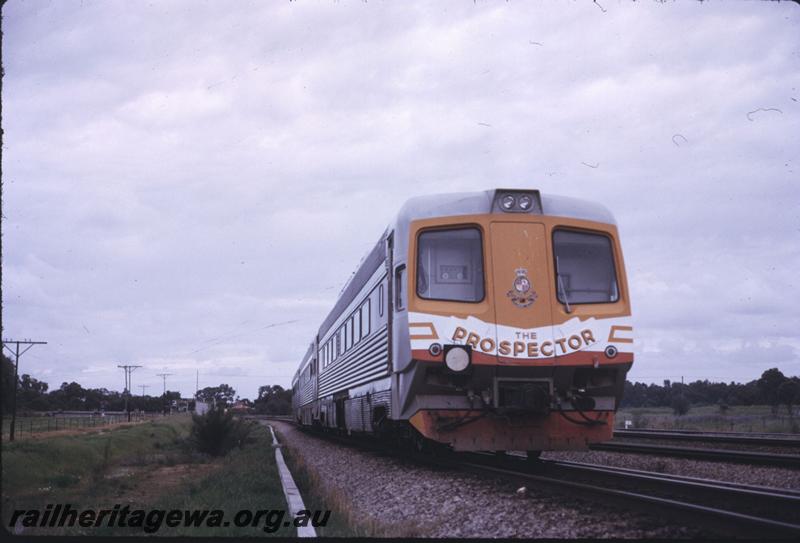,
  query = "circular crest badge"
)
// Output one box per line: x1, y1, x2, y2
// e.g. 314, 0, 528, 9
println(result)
507, 268, 537, 308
